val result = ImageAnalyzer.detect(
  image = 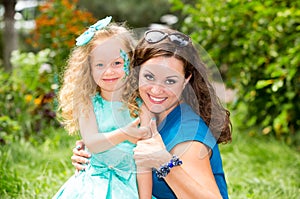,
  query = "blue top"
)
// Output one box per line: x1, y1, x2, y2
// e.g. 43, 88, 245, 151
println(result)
152, 103, 228, 199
